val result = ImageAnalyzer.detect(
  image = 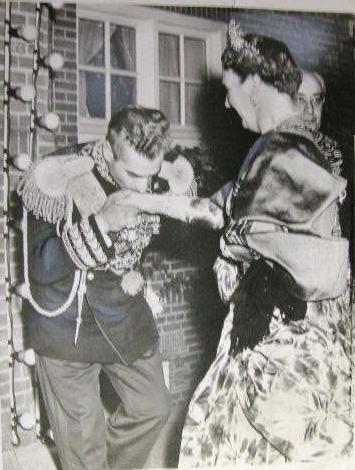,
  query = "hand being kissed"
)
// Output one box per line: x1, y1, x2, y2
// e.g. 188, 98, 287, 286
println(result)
95, 190, 144, 234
